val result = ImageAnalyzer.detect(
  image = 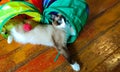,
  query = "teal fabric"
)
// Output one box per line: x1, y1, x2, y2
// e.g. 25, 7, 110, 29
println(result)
43, 0, 88, 43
